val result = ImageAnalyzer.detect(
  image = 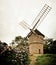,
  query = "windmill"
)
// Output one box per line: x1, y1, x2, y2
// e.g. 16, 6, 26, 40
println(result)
19, 4, 52, 55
